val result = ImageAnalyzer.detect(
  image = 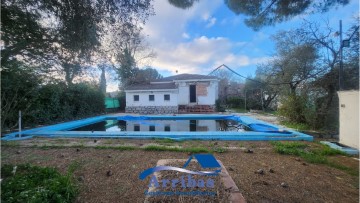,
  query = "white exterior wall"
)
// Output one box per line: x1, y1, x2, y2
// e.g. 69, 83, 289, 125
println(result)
177, 82, 189, 105
338, 91, 359, 150
176, 80, 218, 105
126, 90, 178, 107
